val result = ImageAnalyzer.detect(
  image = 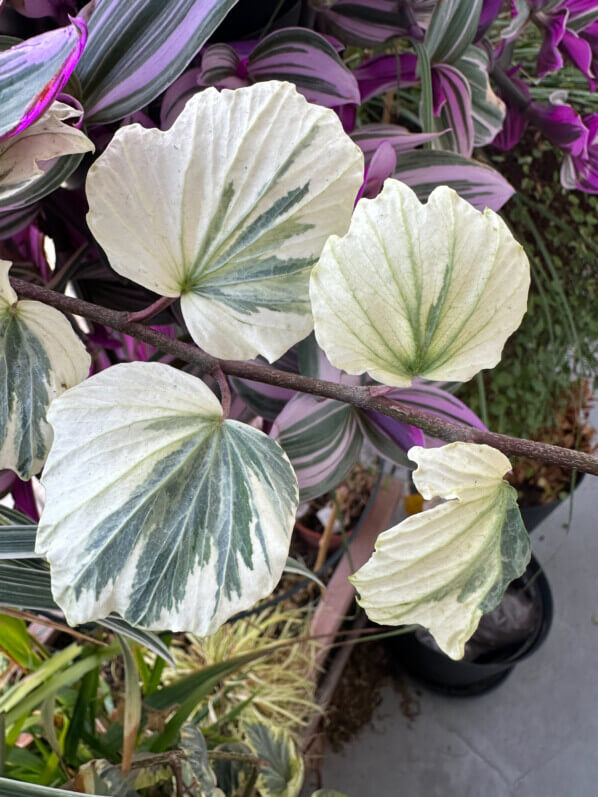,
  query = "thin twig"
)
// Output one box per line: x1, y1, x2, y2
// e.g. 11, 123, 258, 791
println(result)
10, 278, 598, 476
126, 295, 176, 324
